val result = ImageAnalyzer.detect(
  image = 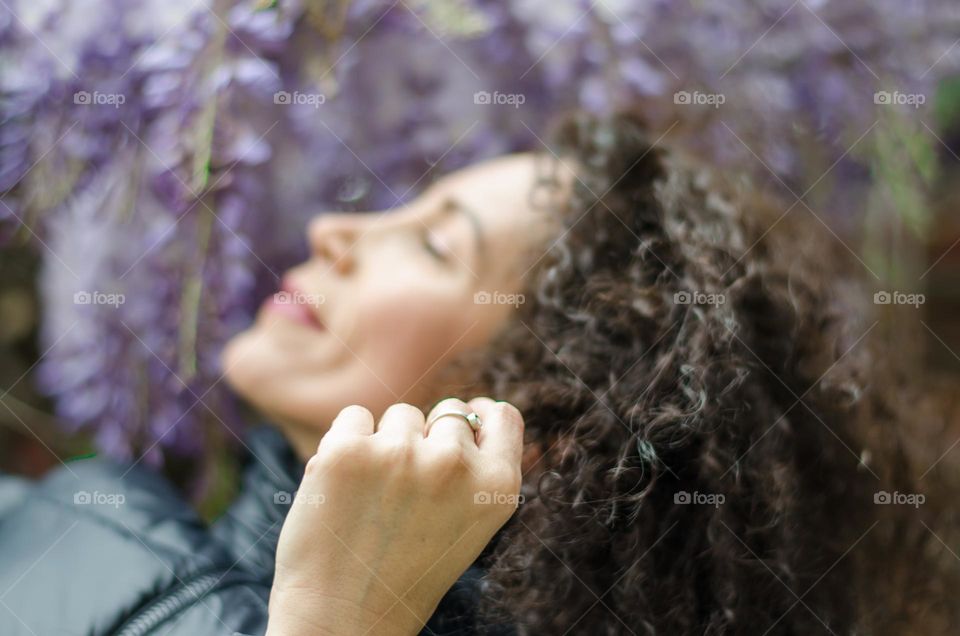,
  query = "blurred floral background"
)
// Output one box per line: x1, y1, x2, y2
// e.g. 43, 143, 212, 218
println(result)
2, 0, 959, 507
